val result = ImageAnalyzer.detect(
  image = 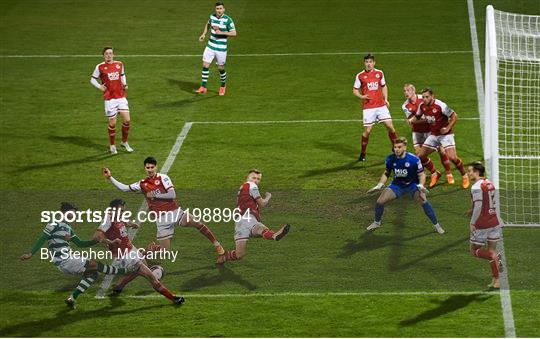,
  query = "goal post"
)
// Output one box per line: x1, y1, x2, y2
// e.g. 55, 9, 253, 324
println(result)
484, 5, 540, 226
